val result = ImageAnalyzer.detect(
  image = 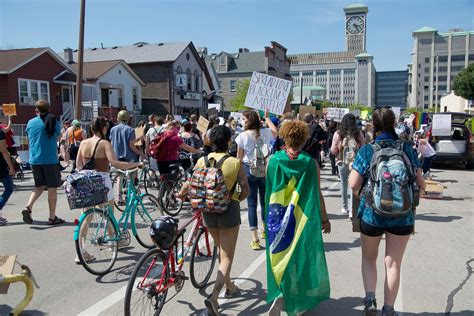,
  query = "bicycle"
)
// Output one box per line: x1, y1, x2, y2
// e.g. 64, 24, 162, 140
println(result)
124, 210, 217, 315
112, 161, 160, 212
0, 259, 39, 316
74, 167, 162, 275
